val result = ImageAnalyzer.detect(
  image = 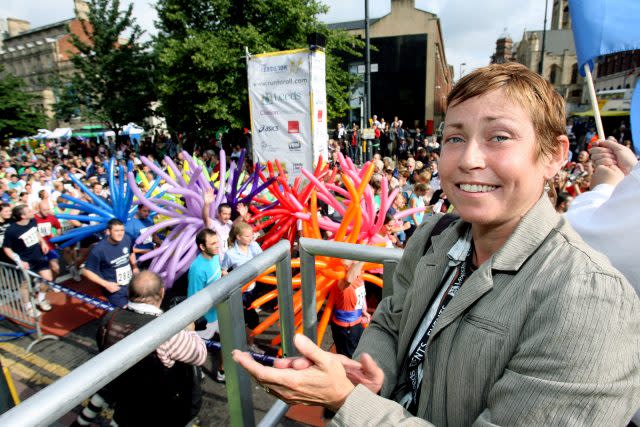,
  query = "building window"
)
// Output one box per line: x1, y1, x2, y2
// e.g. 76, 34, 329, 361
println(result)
549, 65, 560, 84
570, 64, 578, 84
